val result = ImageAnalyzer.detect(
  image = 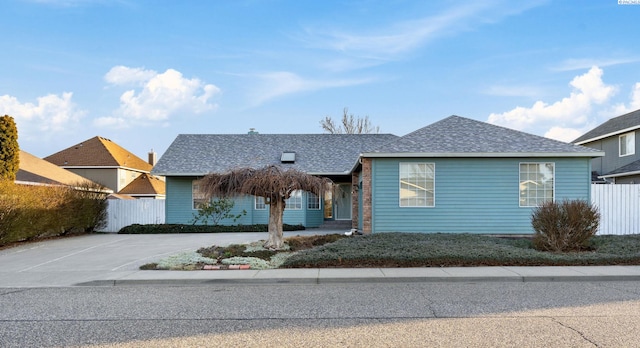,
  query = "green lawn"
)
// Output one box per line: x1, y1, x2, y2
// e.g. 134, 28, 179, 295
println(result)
145, 233, 640, 270
279, 233, 640, 268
